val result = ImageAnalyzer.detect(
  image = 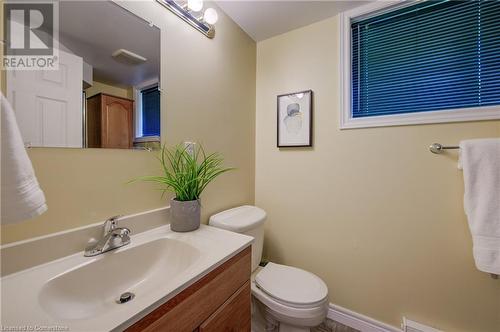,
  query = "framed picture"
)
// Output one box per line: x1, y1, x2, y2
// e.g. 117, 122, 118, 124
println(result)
277, 90, 312, 147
